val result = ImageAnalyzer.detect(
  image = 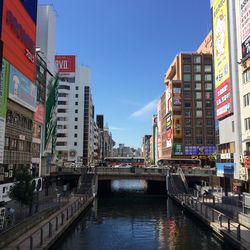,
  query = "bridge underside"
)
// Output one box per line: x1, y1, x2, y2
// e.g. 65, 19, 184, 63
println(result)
97, 174, 166, 181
